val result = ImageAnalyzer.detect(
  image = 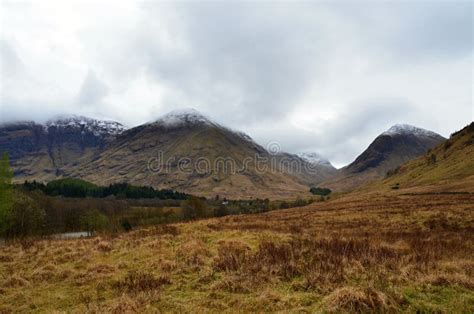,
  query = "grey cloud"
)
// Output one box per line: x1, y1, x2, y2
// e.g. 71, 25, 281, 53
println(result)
0, 40, 24, 77
76, 70, 109, 107
1, 2, 472, 167
248, 98, 418, 167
